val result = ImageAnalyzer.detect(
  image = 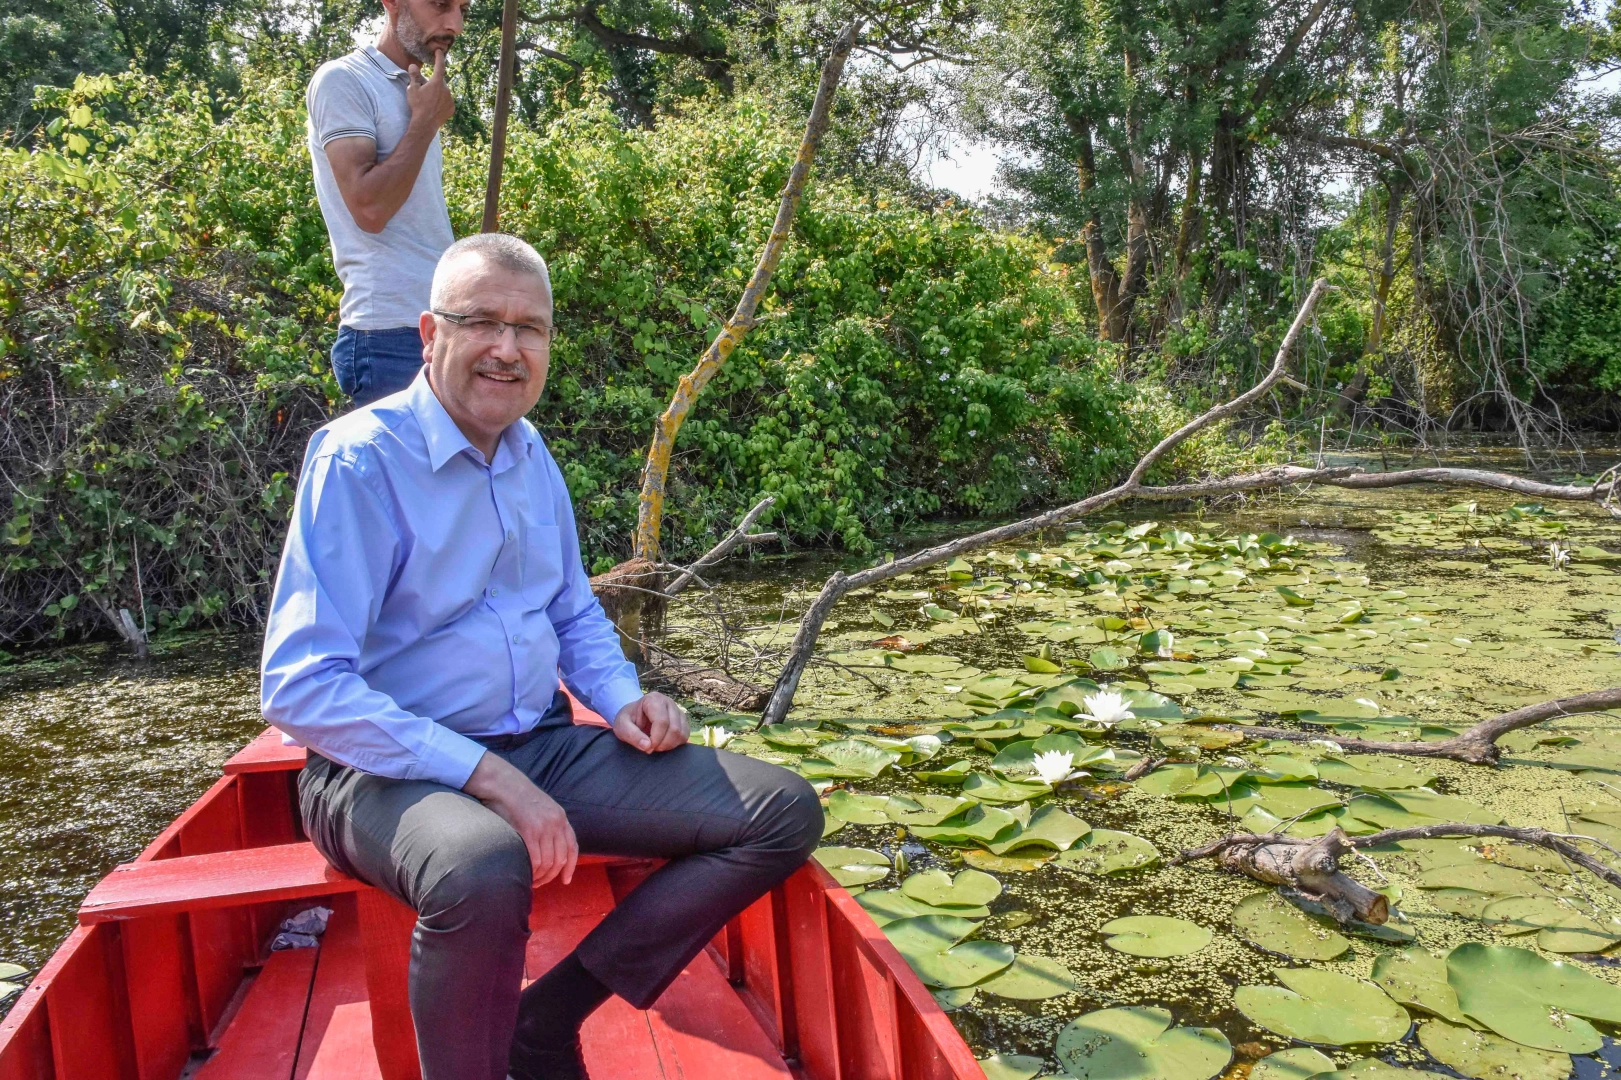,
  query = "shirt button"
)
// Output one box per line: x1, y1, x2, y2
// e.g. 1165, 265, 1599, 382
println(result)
512, 634, 522, 644
489, 587, 499, 597
506, 530, 516, 542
